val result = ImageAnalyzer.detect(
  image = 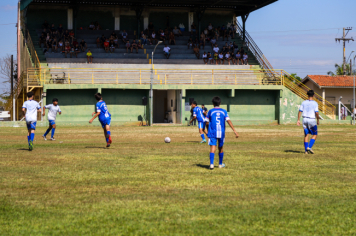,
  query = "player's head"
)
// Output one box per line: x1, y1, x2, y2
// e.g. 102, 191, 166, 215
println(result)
307, 90, 314, 98
201, 104, 205, 108
191, 101, 197, 108
52, 98, 58, 105
27, 92, 34, 99
94, 93, 102, 101
212, 96, 221, 107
